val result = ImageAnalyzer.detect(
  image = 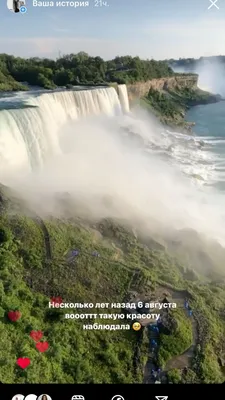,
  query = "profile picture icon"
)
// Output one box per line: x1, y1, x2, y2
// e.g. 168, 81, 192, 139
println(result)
37, 395, 52, 400
11, 395, 25, 400
7, 0, 26, 12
